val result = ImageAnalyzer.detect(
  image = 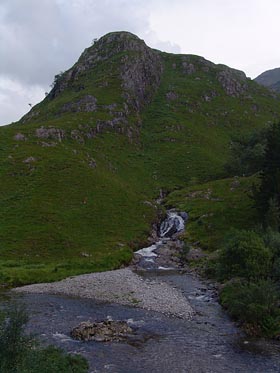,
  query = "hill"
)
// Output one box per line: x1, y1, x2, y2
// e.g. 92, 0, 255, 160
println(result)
1, 31, 280, 285
255, 67, 280, 93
